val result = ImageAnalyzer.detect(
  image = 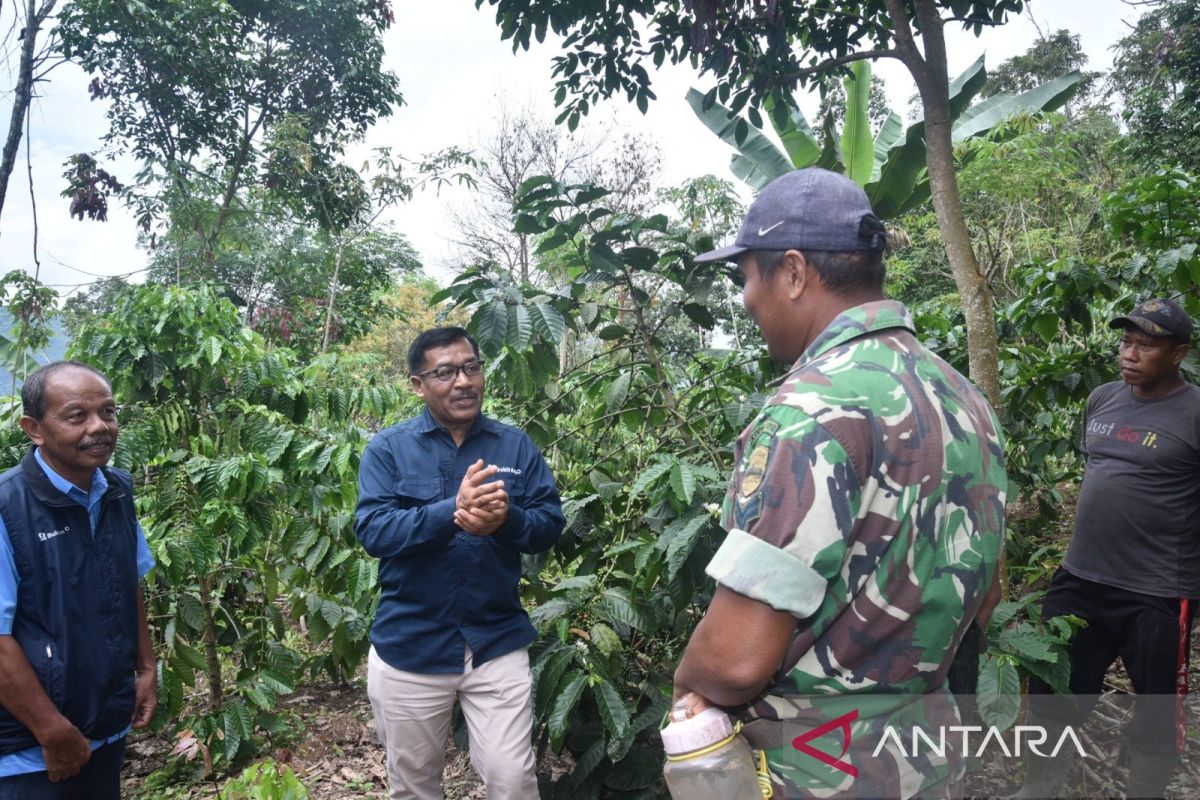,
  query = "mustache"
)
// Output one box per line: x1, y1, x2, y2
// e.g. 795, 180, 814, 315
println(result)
451, 391, 479, 401
81, 438, 114, 448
